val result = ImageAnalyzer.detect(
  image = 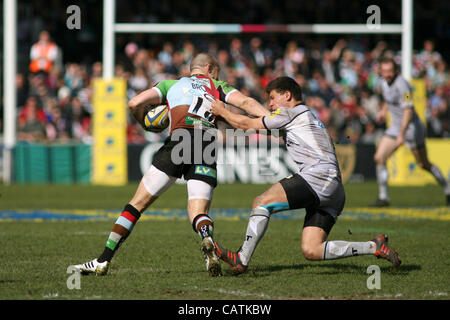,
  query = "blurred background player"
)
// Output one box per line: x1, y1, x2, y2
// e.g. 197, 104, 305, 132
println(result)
70, 53, 268, 277
372, 58, 450, 207
210, 76, 401, 275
